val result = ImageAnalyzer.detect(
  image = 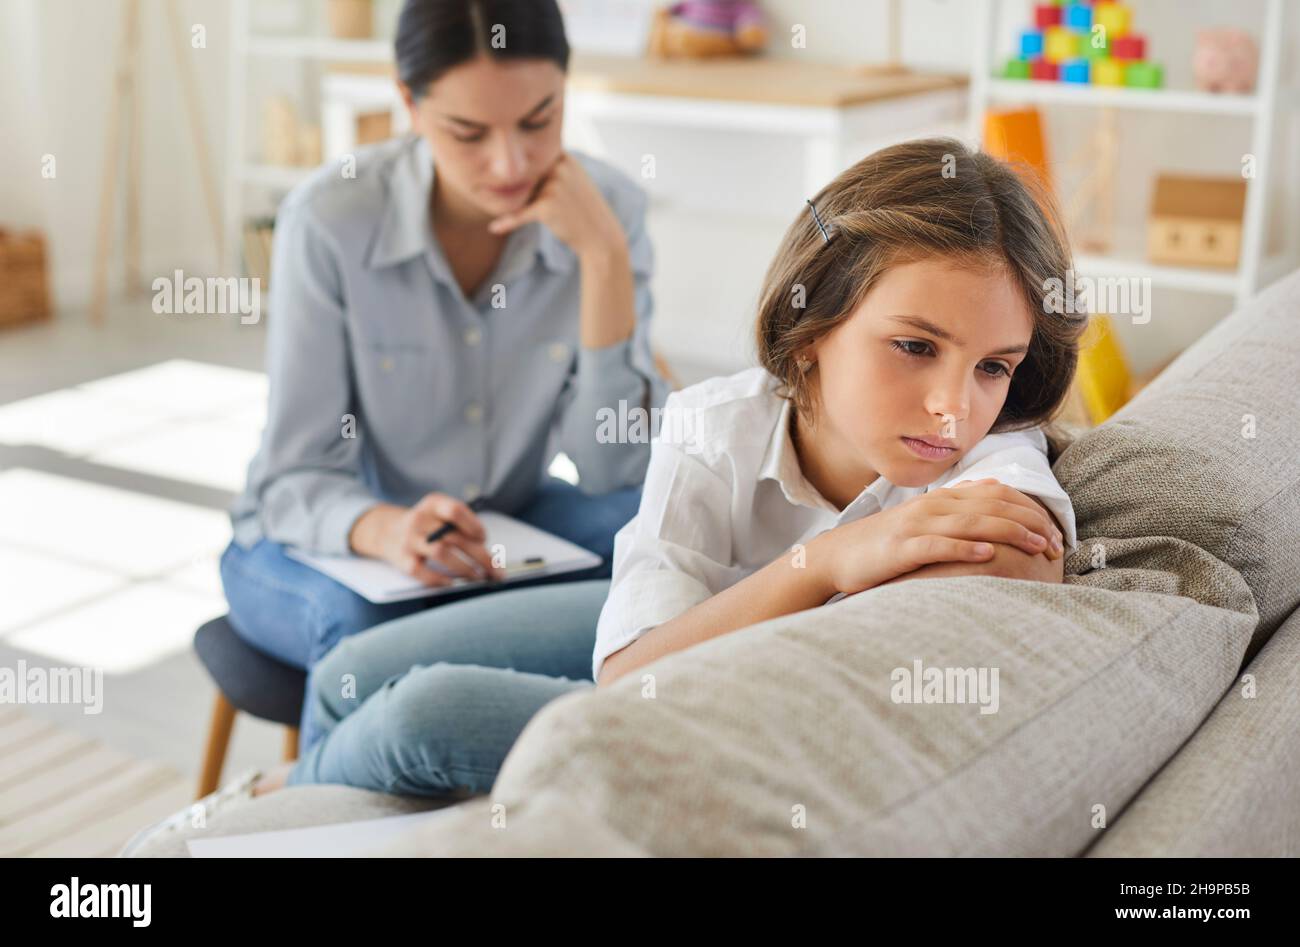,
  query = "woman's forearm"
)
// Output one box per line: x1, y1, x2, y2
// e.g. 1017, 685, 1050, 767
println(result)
598, 543, 836, 687
577, 242, 636, 350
